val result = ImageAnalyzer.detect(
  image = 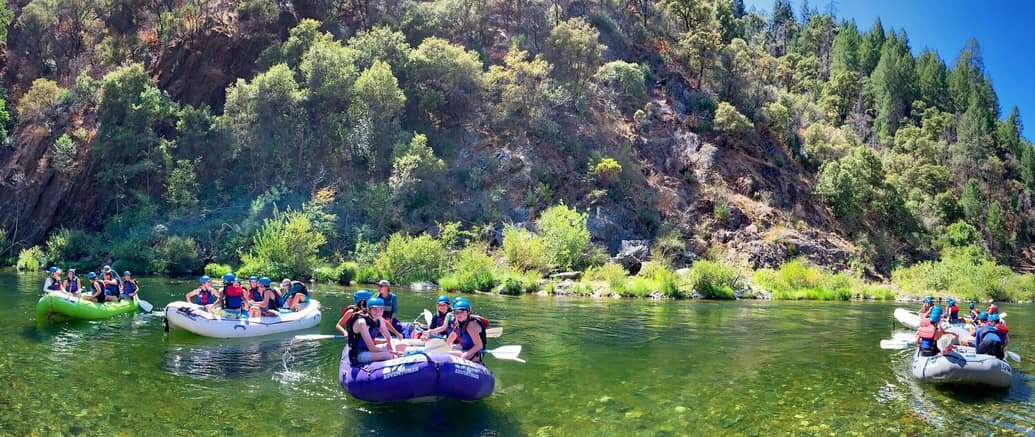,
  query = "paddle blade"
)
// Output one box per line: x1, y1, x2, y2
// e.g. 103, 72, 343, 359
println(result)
1007, 351, 1021, 363
487, 345, 524, 362
486, 327, 503, 338
138, 299, 154, 312
880, 340, 910, 350
423, 309, 432, 326
293, 334, 342, 341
